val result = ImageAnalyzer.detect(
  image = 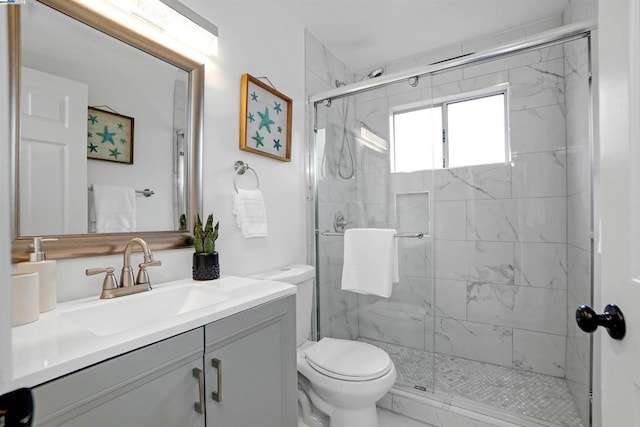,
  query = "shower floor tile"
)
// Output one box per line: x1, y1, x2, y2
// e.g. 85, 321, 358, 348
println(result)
360, 338, 584, 427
